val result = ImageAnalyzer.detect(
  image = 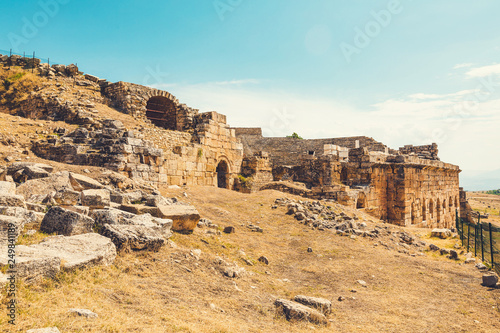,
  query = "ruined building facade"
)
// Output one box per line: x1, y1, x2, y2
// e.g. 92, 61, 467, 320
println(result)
28, 76, 461, 229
